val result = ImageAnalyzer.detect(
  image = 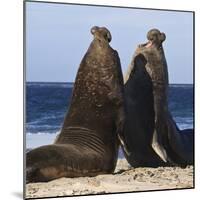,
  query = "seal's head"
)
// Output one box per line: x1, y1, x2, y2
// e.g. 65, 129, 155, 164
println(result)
91, 26, 112, 43
145, 29, 166, 48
